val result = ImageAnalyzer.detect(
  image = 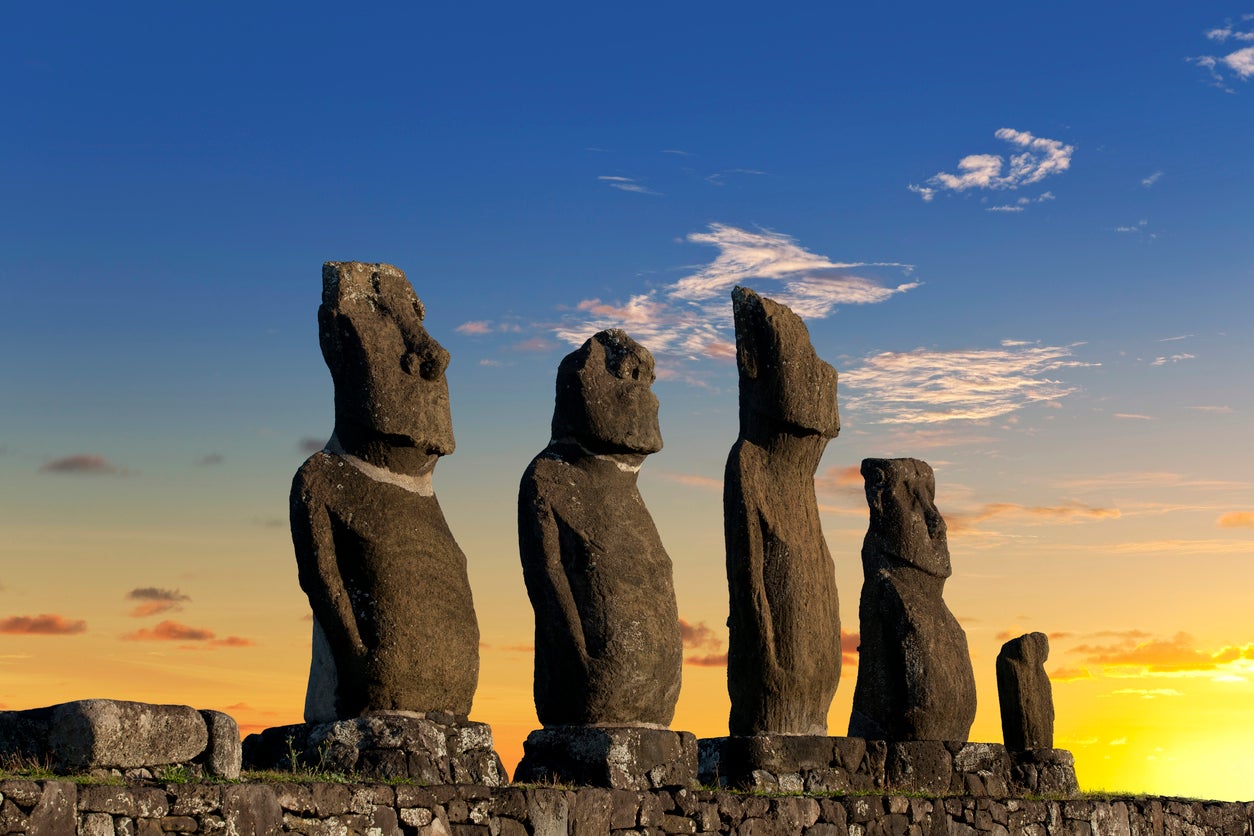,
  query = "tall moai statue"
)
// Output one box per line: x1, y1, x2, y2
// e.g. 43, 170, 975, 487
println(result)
997, 632, 1055, 750
849, 458, 977, 742
724, 286, 842, 737
291, 262, 481, 721
515, 329, 695, 789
